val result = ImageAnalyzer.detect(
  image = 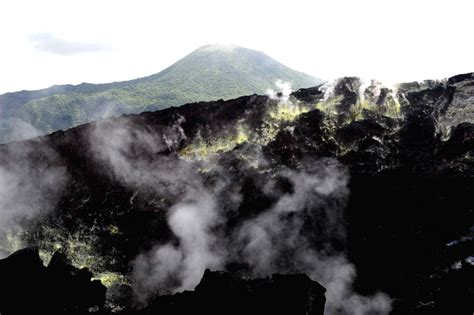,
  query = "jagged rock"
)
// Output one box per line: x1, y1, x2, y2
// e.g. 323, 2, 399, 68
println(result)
333, 77, 361, 124
137, 269, 326, 315
0, 248, 106, 314
0, 247, 47, 313
448, 72, 474, 85
0, 73, 472, 314
291, 85, 324, 103
442, 122, 474, 155
47, 252, 107, 312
